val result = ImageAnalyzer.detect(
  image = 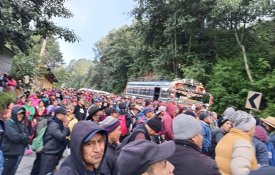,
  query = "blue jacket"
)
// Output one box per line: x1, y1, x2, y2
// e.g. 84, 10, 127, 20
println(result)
201, 122, 212, 154
253, 137, 269, 165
